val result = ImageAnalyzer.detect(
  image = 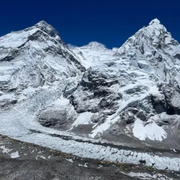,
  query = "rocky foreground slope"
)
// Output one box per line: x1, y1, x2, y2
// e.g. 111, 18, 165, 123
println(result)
0, 19, 180, 175
0, 135, 179, 180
